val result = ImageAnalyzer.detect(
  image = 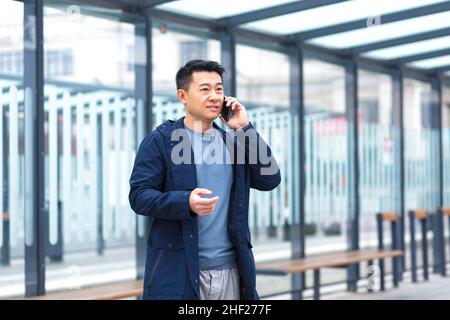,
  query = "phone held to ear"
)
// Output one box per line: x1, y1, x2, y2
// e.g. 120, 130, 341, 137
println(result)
221, 96, 232, 121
